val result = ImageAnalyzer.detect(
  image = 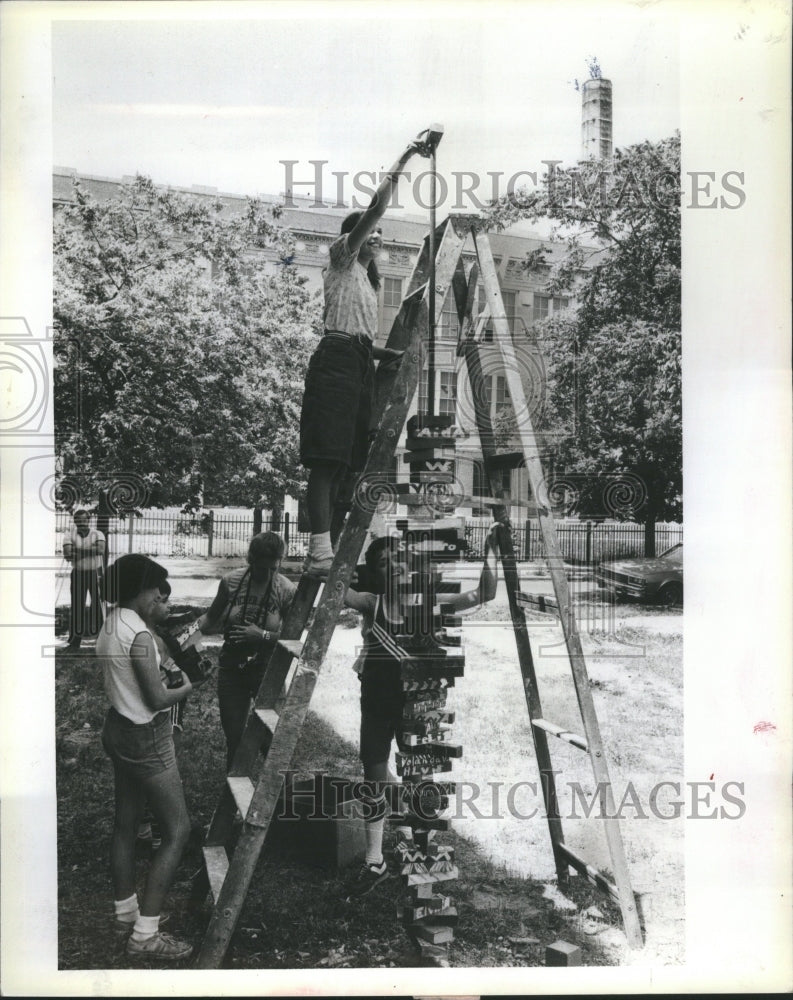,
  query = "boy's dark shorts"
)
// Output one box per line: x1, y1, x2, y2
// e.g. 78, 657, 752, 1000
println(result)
359, 659, 407, 766
102, 706, 176, 780
300, 334, 374, 471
